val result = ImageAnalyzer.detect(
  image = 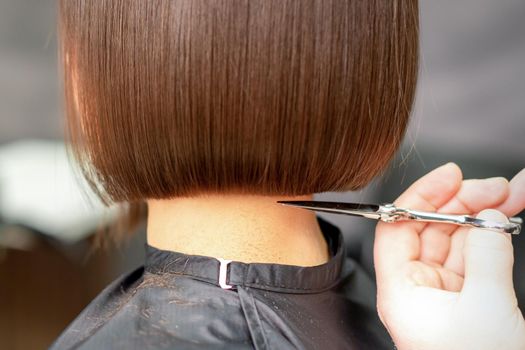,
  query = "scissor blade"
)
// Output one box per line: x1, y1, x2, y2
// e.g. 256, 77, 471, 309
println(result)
277, 201, 382, 219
